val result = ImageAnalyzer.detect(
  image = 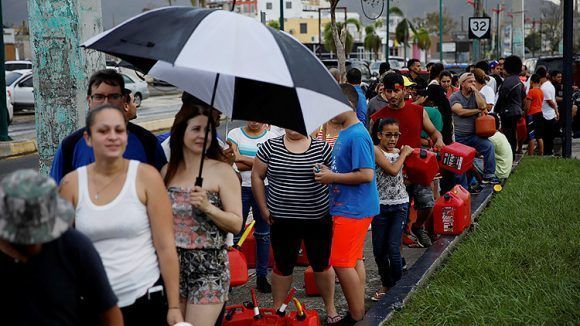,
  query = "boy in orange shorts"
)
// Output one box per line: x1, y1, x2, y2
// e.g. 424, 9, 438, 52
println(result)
315, 84, 380, 325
